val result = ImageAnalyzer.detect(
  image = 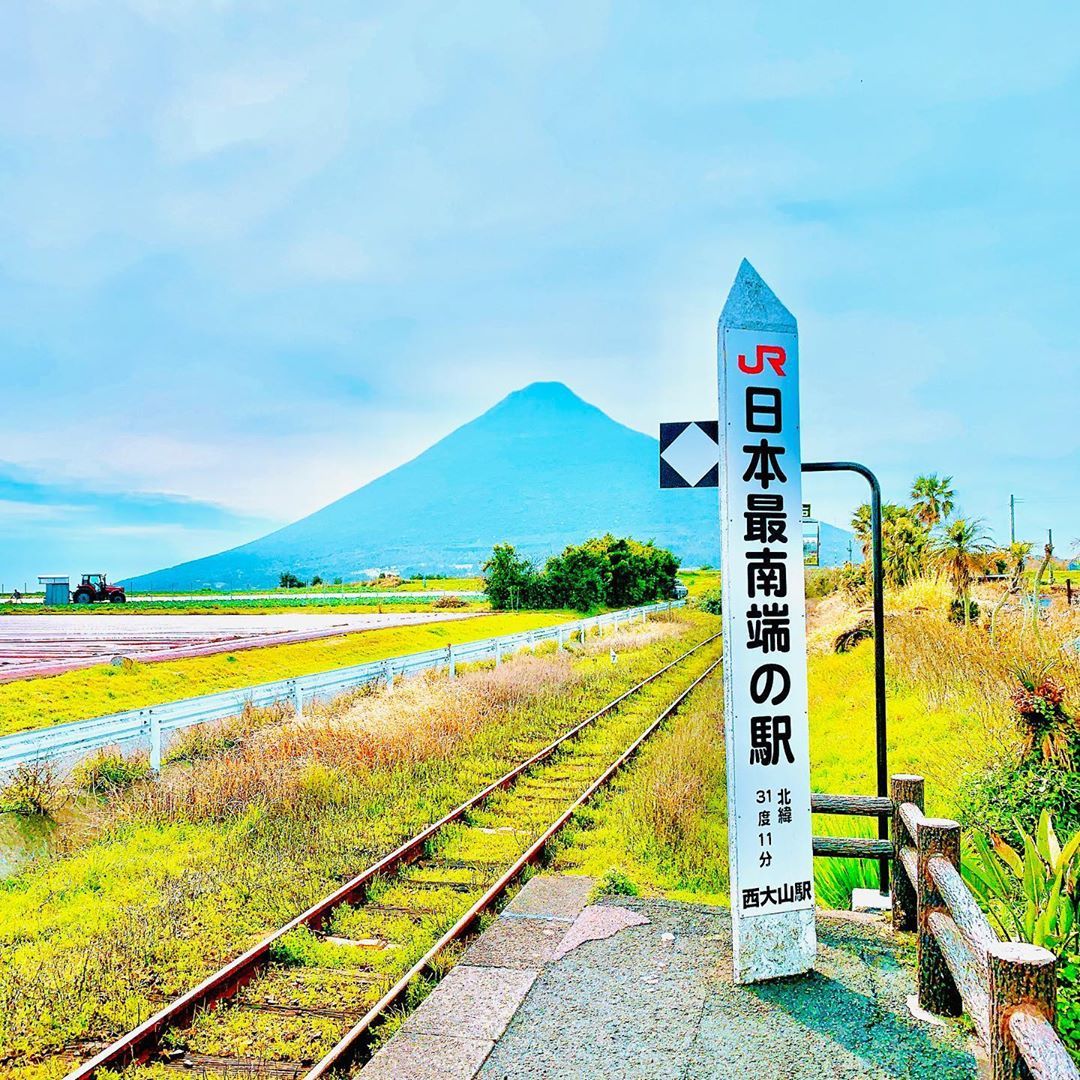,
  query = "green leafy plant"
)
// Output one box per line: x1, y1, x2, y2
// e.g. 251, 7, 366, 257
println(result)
964, 810, 1080, 957
1059, 954, 1080, 1060
70, 748, 150, 794
948, 597, 980, 624
696, 587, 722, 616
590, 866, 640, 899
